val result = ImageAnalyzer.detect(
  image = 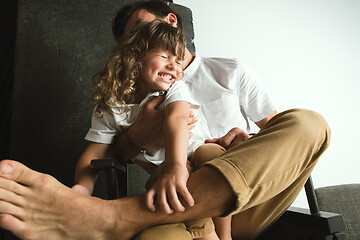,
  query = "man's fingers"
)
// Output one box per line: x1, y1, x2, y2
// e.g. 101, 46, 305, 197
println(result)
221, 129, 239, 149
227, 139, 240, 149
205, 128, 250, 149
204, 138, 220, 144
228, 134, 250, 149
206, 135, 231, 148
